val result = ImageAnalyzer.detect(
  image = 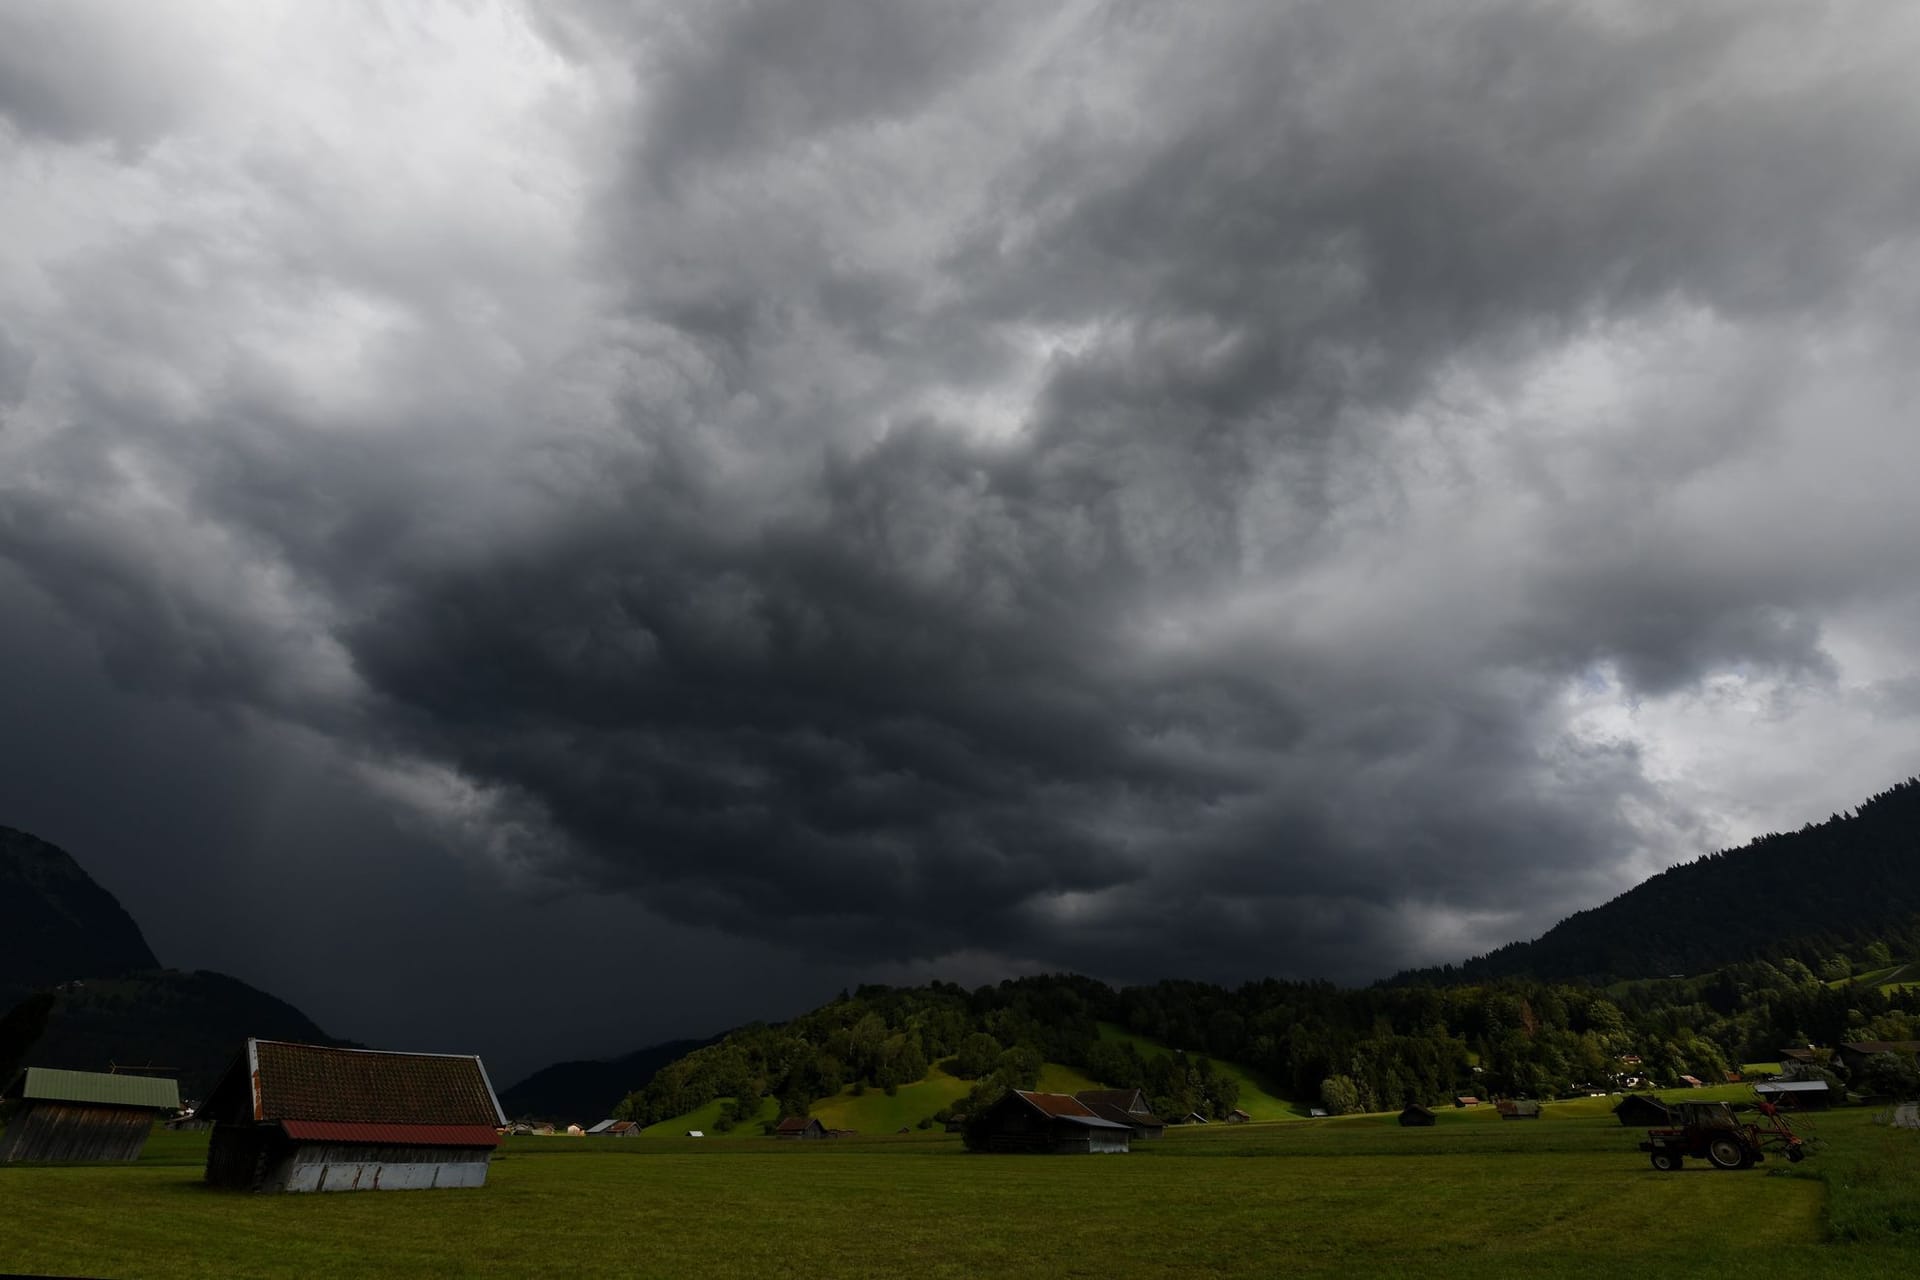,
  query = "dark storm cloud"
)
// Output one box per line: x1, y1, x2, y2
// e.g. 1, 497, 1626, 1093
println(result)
5, 0, 1920, 999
